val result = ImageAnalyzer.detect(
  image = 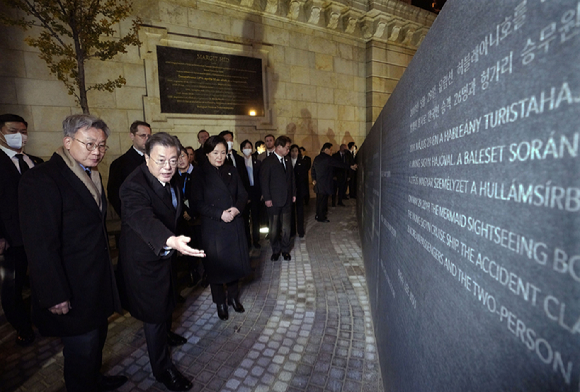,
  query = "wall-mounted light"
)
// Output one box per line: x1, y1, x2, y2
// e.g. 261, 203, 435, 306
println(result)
249, 110, 256, 116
